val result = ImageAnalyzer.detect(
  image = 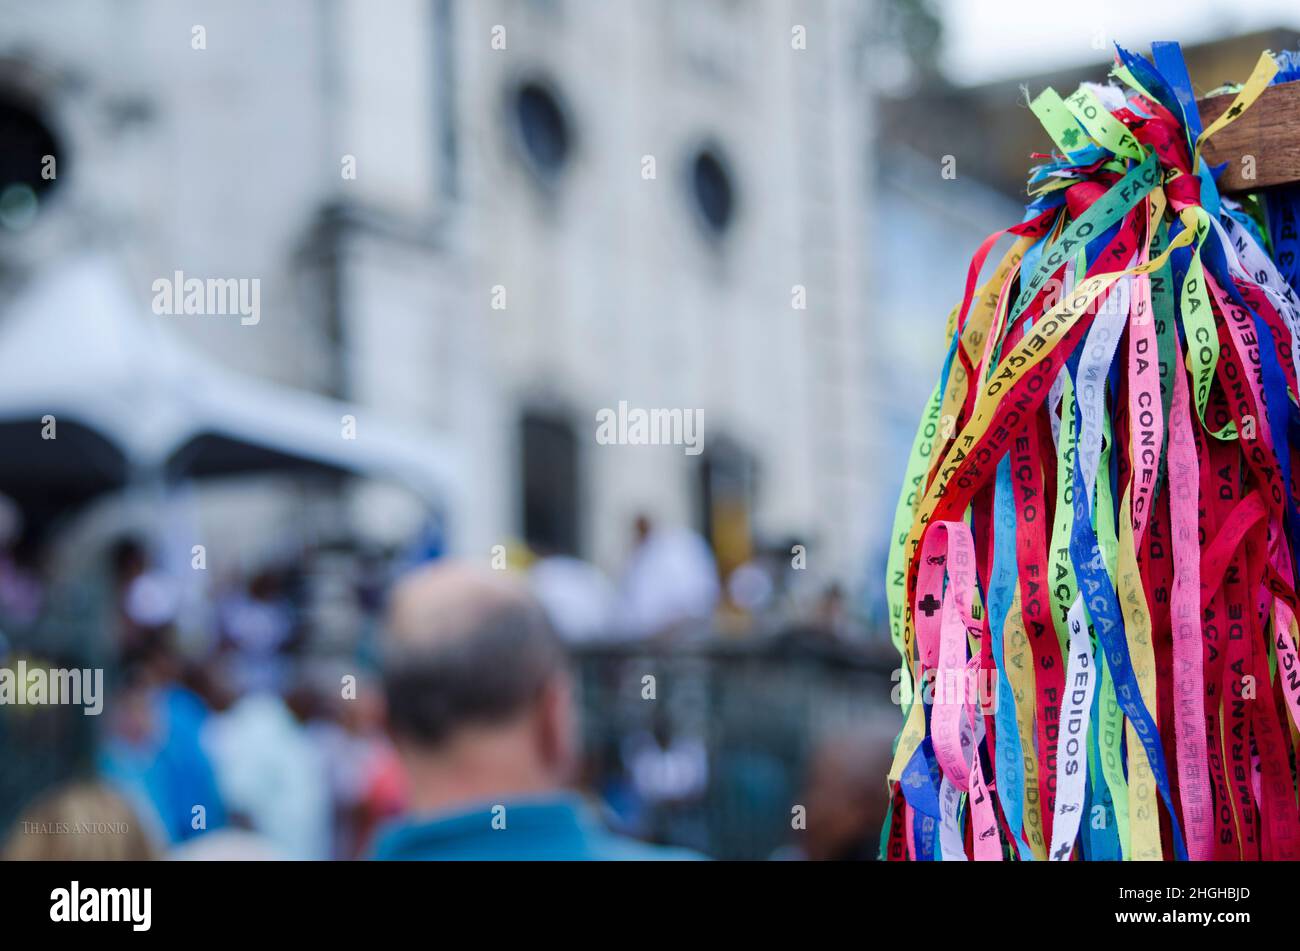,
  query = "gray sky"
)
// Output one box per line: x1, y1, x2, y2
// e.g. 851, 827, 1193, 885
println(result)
941, 0, 1300, 85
